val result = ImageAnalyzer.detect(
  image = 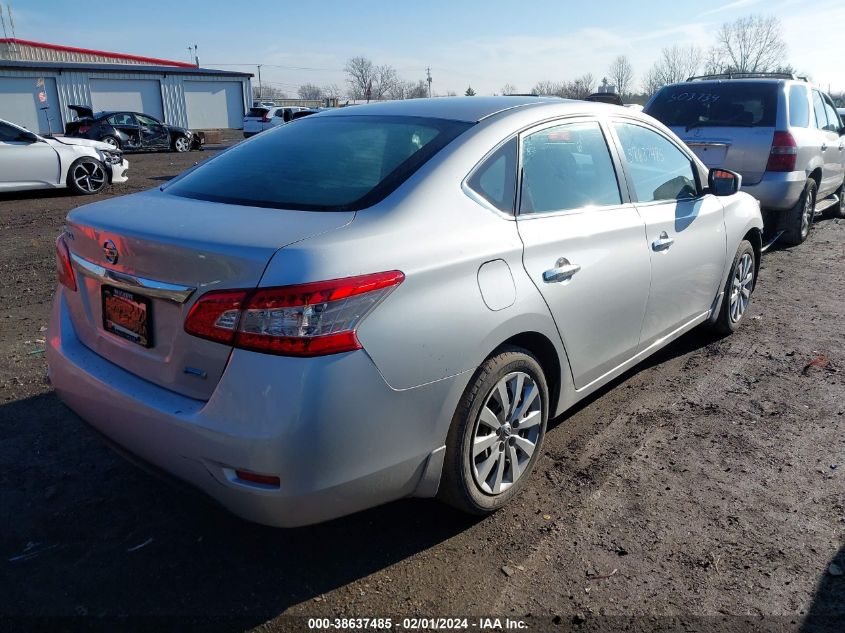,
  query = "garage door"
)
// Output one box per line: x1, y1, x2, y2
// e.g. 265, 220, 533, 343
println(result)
0, 76, 62, 134
184, 81, 244, 129
89, 79, 163, 120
